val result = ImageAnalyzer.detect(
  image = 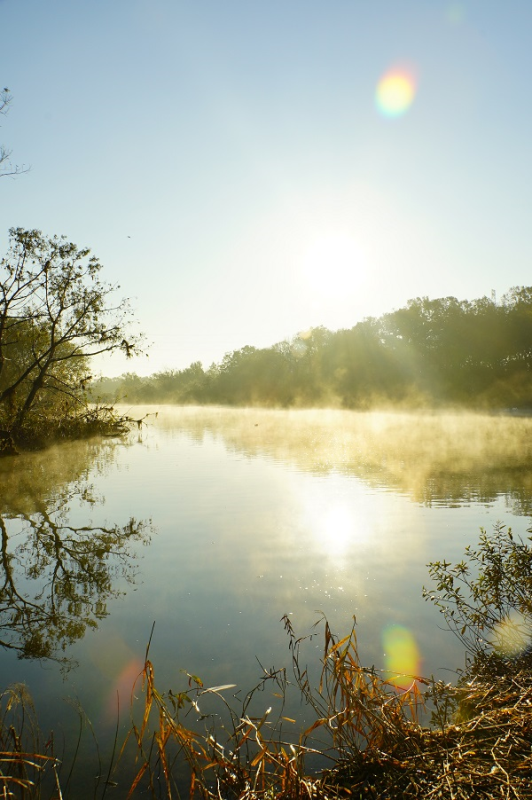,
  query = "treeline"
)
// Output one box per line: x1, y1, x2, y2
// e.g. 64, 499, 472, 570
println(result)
95, 288, 532, 409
